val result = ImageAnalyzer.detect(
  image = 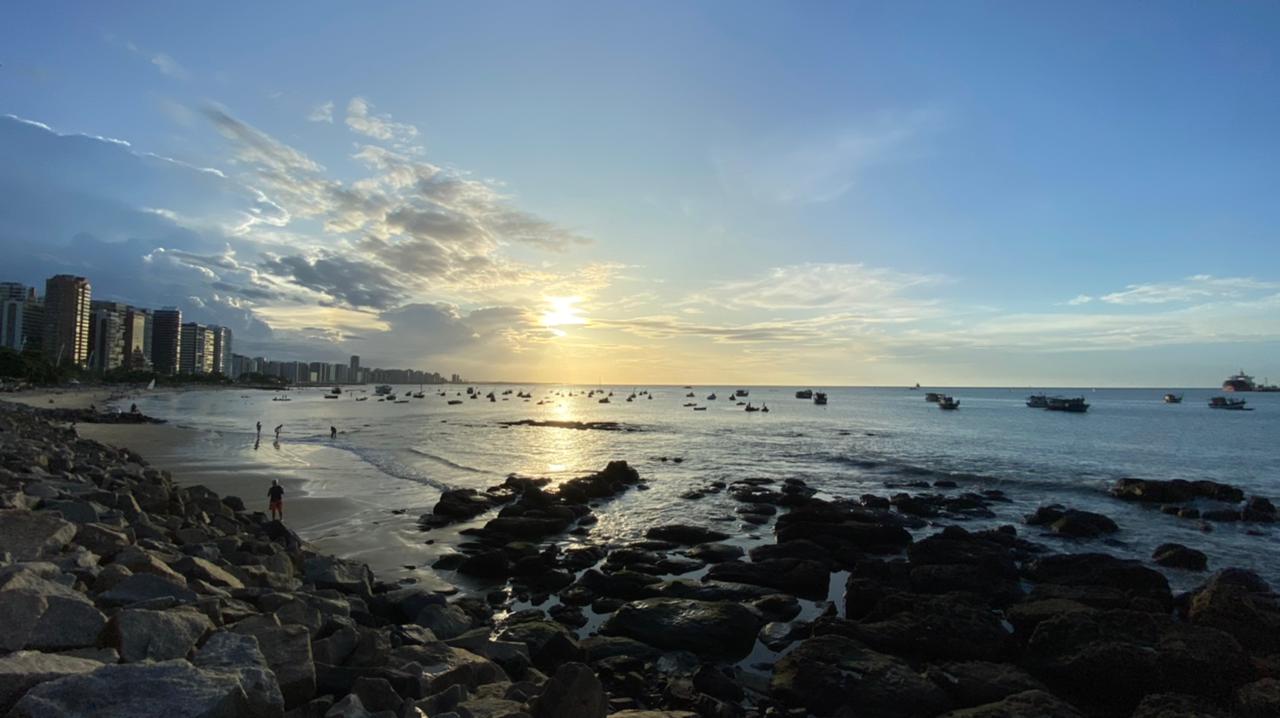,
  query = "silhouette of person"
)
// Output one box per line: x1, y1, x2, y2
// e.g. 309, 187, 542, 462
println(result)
330, 426, 337, 439
268, 479, 284, 521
